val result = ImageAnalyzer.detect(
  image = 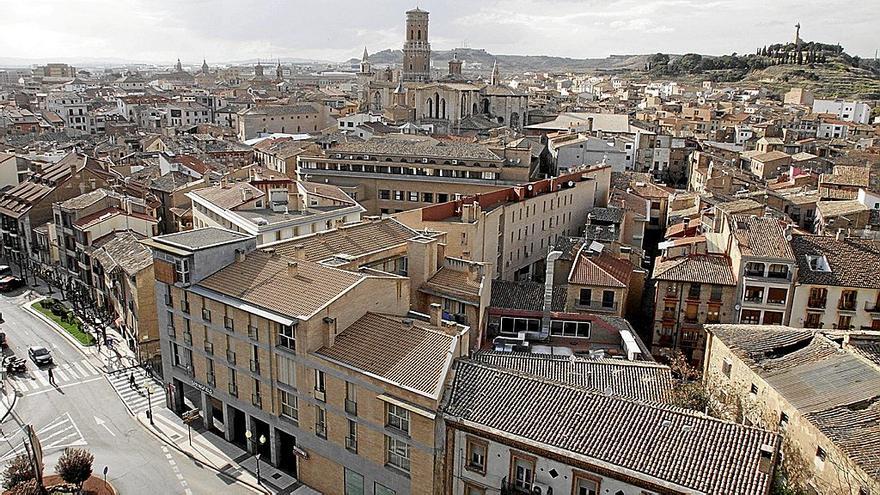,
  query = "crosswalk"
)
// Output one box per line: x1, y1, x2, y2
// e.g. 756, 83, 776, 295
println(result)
7, 359, 102, 394
106, 370, 162, 415
0, 412, 87, 463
